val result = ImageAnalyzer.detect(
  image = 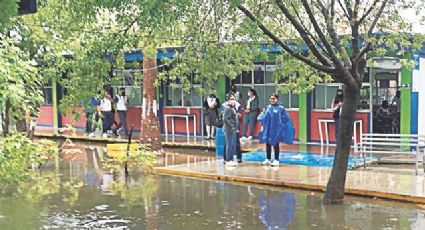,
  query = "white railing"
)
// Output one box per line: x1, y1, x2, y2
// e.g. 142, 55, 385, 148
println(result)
355, 133, 425, 175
